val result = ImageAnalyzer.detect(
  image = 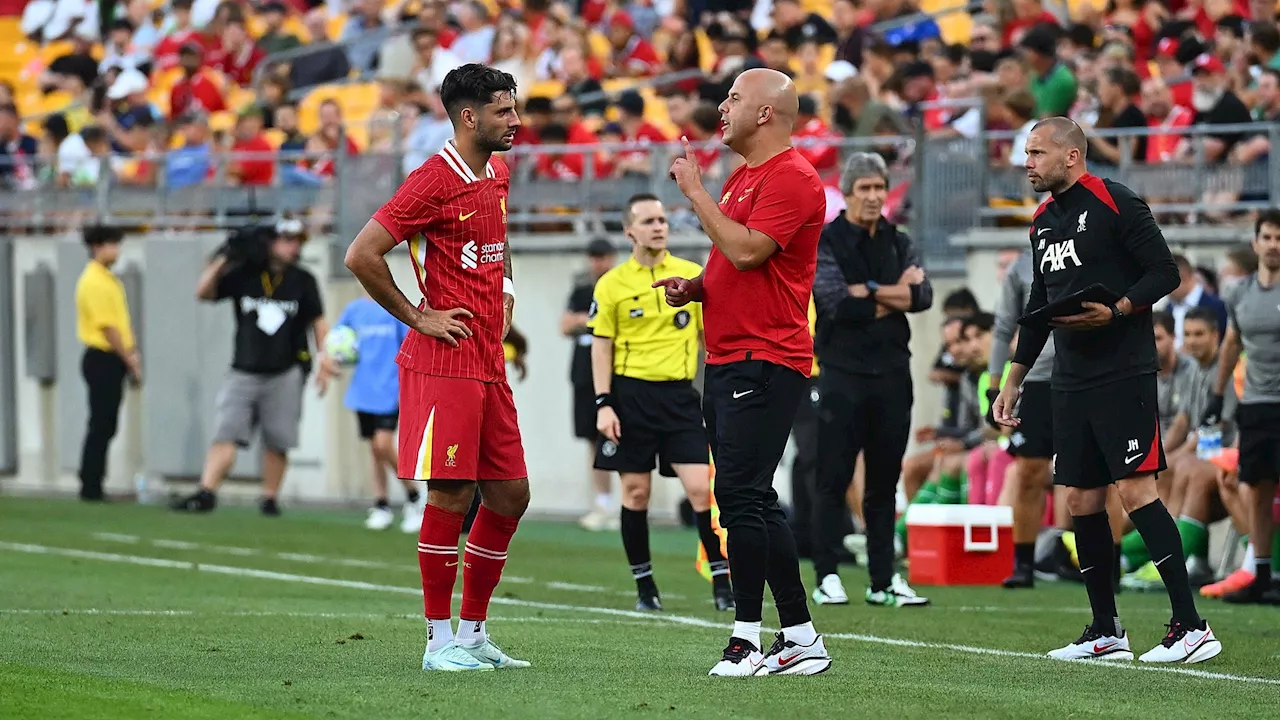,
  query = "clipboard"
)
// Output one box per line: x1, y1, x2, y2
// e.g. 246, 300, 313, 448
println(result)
1017, 283, 1122, 329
